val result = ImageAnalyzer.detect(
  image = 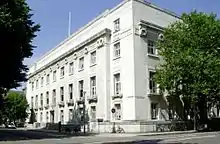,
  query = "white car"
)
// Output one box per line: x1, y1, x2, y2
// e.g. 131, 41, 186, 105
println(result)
6, 123, 16, 129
